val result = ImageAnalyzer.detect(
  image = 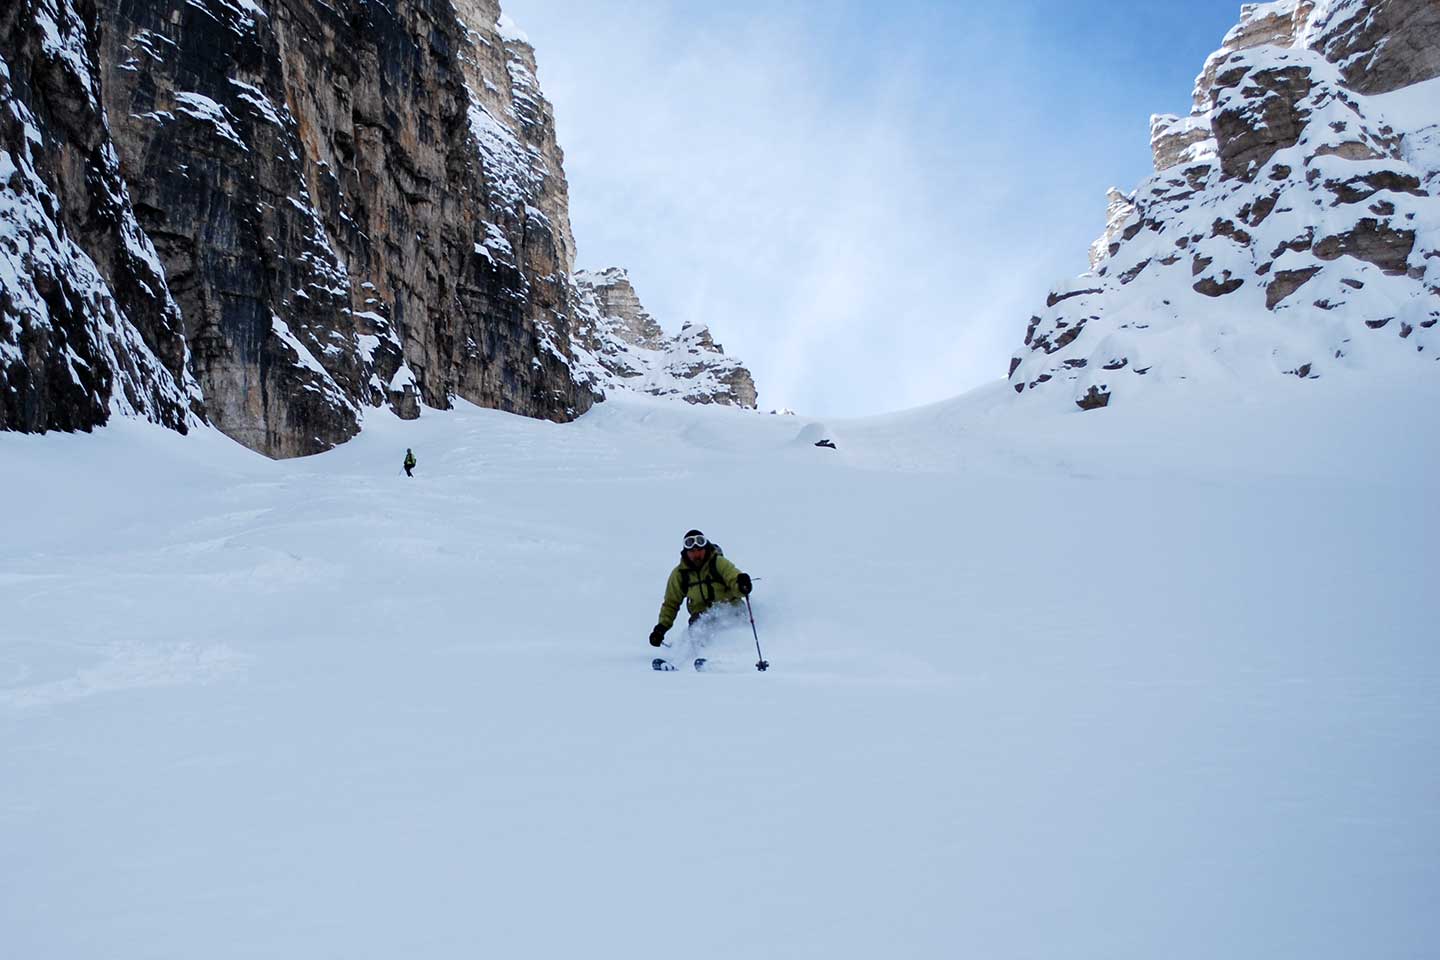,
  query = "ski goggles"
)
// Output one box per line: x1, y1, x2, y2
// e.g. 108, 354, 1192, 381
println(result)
683, 535, 709, 550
